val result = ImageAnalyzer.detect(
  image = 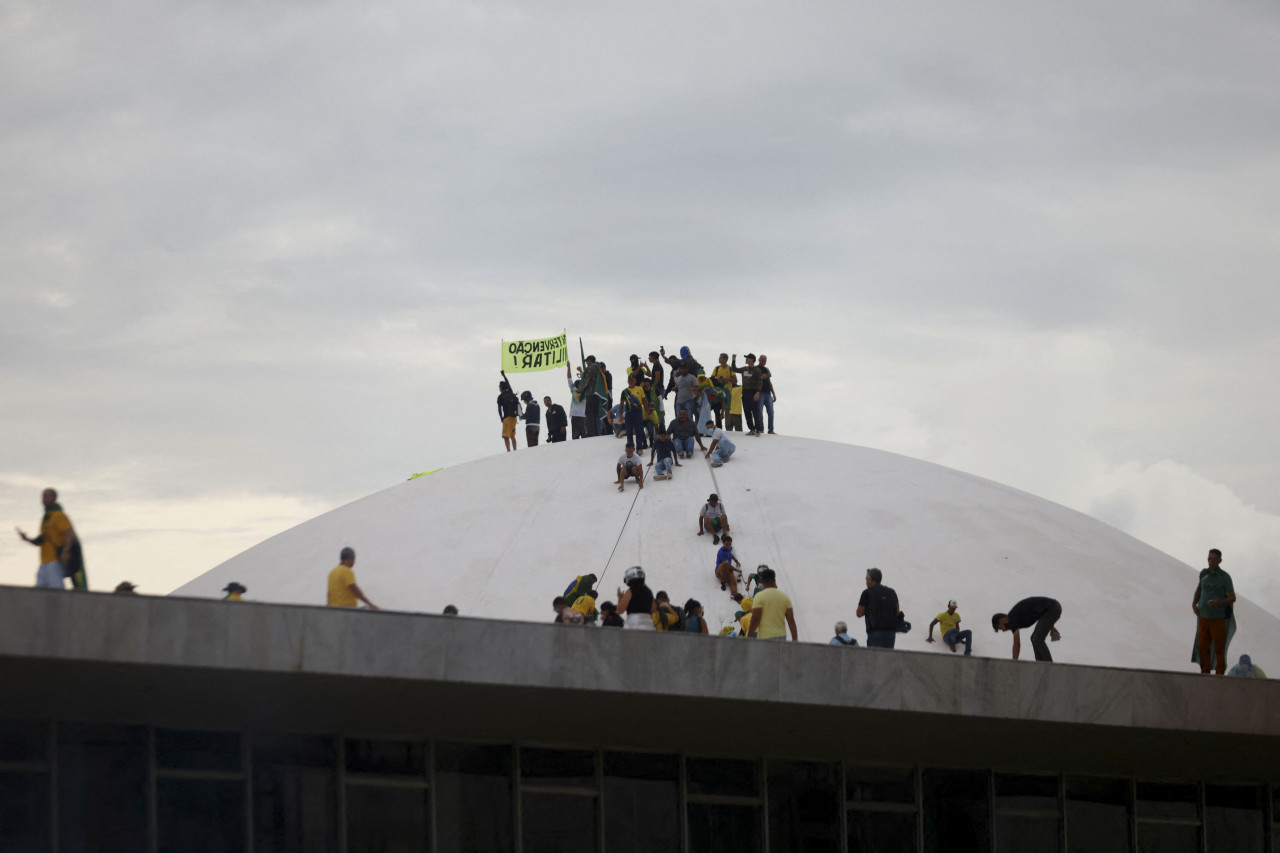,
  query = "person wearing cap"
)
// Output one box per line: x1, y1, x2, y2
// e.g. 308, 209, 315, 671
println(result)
327, 547, 379, 609
927, 600, 972, 655
114, 581, 138, 595
520, 390, 540, 447
697, 494, 730, 543
222, 582, 247, 601
626, 353, 650, 383
830, 621, 858, 646
703, 419, 736, 467
620, 373, 649, 451
992, 597, 1061, 661
730, 353, 764, 436
1227, 654, 1266, 678
857, 568, 901, 649
616, 442, 646, 492
747, 567, 797, 641
497, 381, 520, 451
